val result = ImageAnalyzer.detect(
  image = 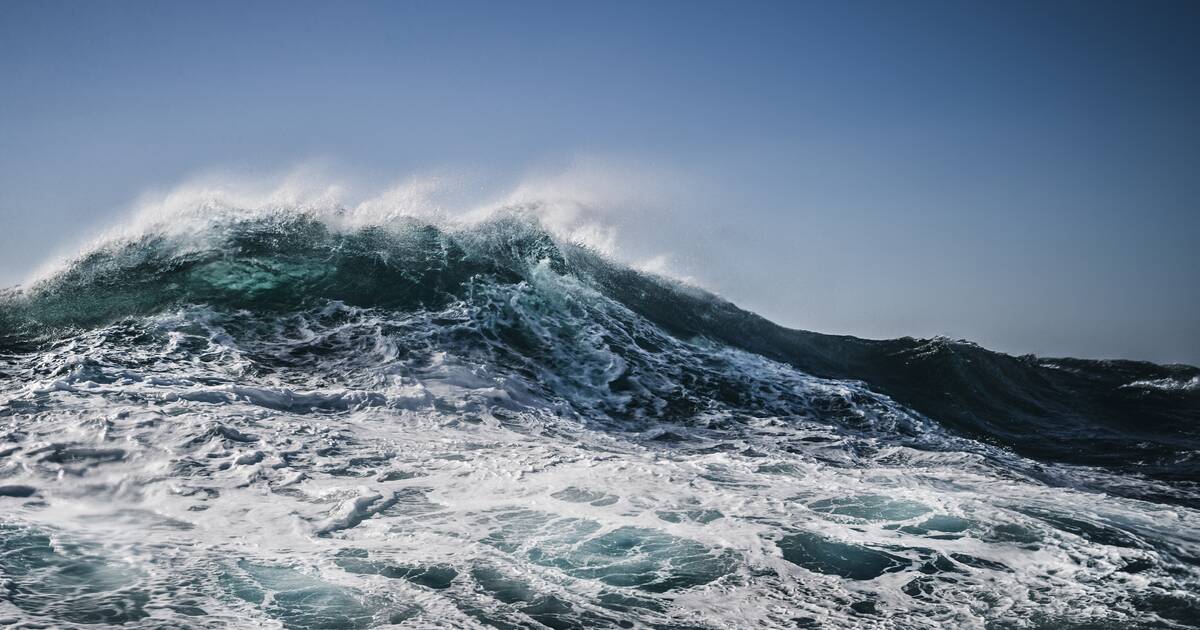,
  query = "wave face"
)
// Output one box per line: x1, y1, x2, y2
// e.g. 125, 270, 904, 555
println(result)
1, 207, 1198, 629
